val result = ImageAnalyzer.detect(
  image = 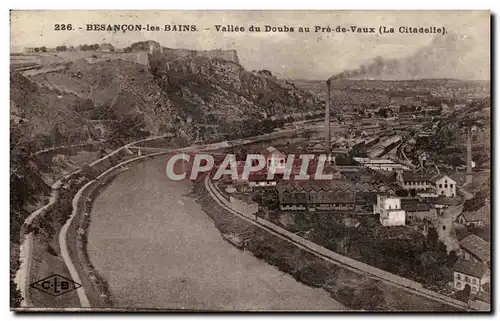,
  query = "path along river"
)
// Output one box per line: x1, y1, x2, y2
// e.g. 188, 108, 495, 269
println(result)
87, 155, 346, 311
